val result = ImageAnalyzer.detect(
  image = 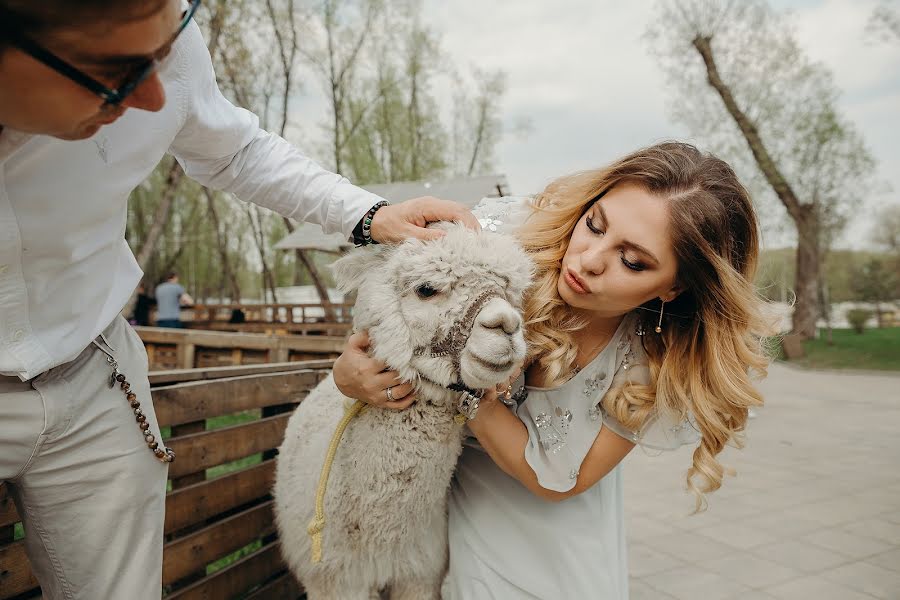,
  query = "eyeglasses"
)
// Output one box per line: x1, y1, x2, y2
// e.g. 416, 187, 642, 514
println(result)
5, 0, 201, 106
